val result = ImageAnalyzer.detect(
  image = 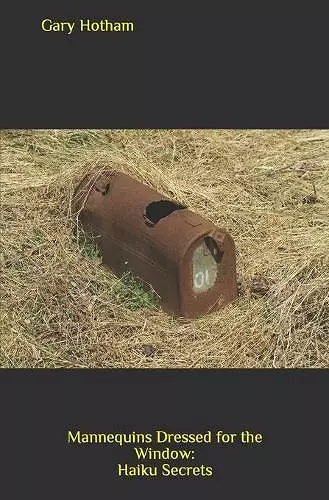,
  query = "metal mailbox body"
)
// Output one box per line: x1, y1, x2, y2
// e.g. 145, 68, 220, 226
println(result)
72, 170, 237, 317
